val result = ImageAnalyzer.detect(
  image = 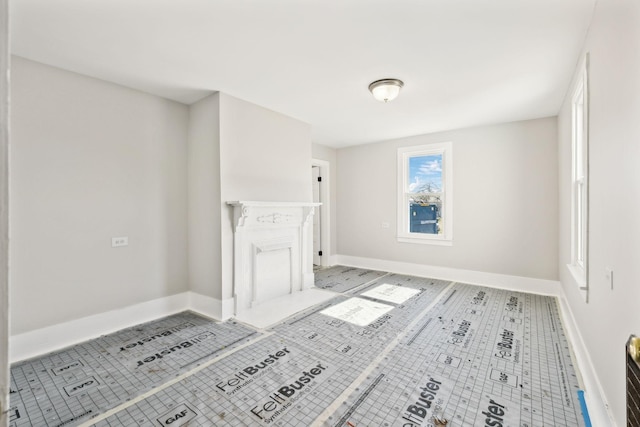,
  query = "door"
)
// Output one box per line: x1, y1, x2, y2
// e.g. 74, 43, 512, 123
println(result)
311, 166, 321, 266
